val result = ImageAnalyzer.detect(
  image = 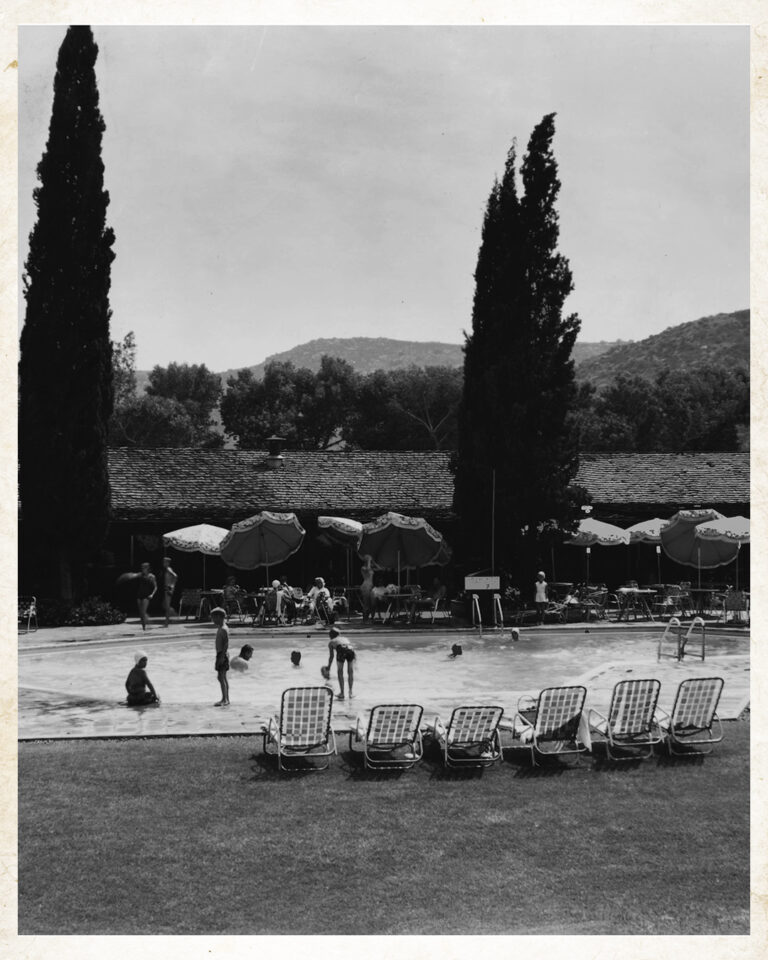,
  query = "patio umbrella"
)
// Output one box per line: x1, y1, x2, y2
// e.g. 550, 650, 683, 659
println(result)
358, 512, 446, 588
626, 517, 669, 583
566, 518, 630, 586
162, 523, 229, 590
220, 511, 306, 582
317, 516, 363, 549
317, 516, 365, 587
694, 515, 750, 589
660, 509, 739, 587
